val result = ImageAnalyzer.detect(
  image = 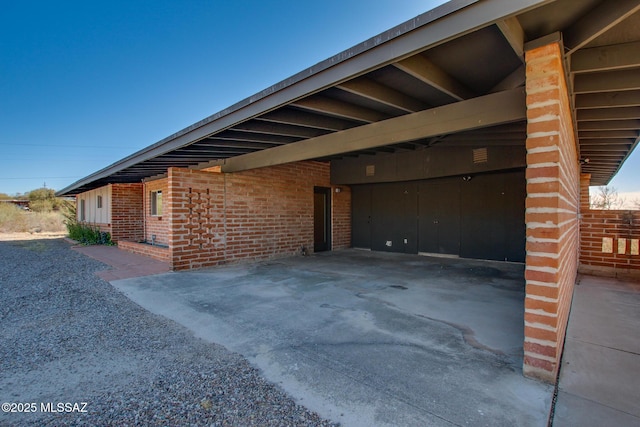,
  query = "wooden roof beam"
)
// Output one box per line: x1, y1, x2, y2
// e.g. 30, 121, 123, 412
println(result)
496, 17, 525, 60
393, 55, 474, 101
564, 0, 640, 55
574, 69, 640, 94
337, 77, 428, 113
571, 41, 640, 73
291, 96, 388, 123
221, 88, 525, 173
575, 90, 640, 109
256, 109, 355, 131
